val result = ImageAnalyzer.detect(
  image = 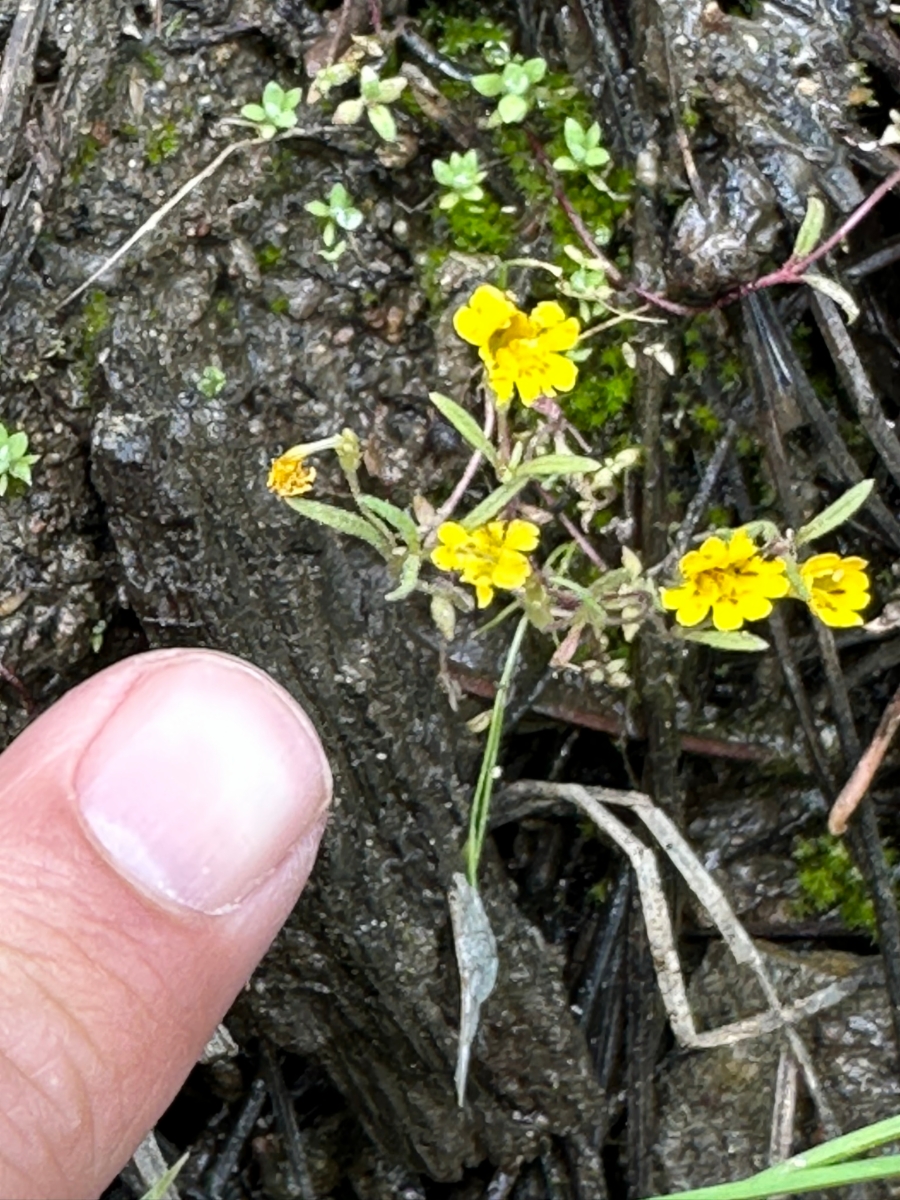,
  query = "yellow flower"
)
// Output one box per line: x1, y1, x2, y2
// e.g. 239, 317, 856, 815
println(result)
453, 286, 581, 407
661, 528, 789, 632
799, 553, 870, 628
267, 447, 317, 497
431, 518, 540, 608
